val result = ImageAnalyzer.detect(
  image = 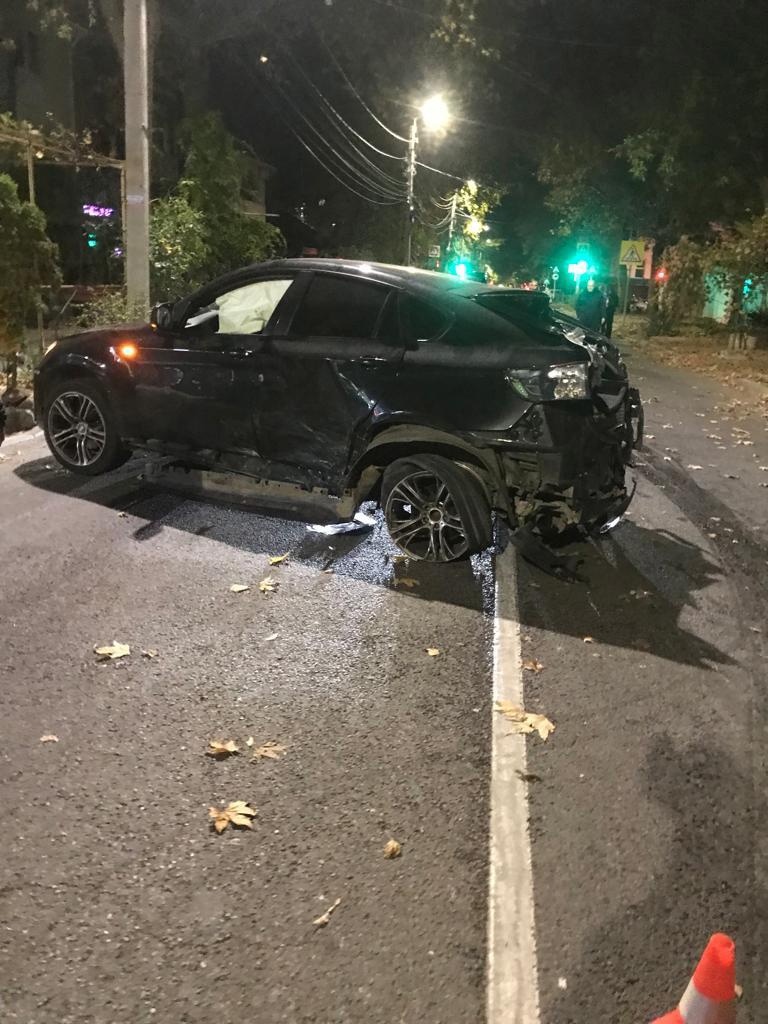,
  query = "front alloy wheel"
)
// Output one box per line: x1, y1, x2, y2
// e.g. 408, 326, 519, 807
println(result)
48, 391, 107, 468
382, 454, 492, 562
43, 377, 130, 476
